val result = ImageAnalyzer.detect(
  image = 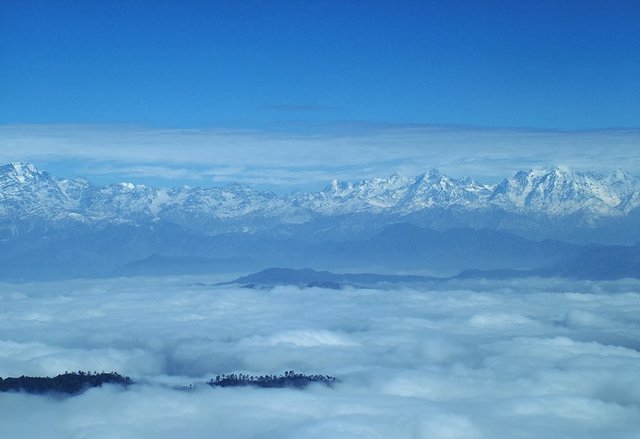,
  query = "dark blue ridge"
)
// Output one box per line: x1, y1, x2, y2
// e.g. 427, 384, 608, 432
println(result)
0, 371, 133, 395
1, 371, 338, 396
207, 371, 337, 389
